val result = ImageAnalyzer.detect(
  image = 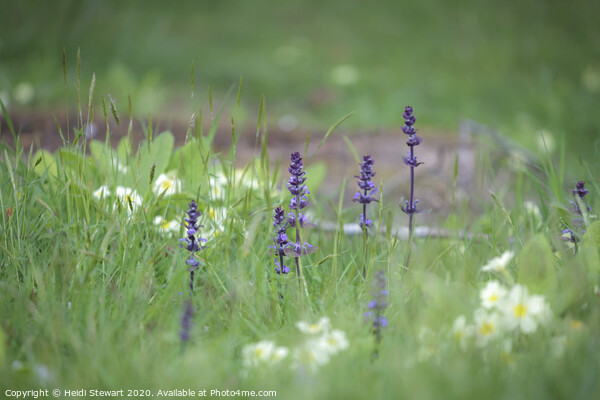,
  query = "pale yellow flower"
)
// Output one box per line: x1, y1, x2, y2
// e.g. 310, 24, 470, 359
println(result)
153, 173, 181, 196
115, 186, 142, 214
242, 341, 288, 368
92, 185, 111, 199
296, 317, 331, 335
480, 281, 508, 310
153, 216, 181, 237
500, 284, 551, 334
473, 308, 503, 348
481, 251, 514, 273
